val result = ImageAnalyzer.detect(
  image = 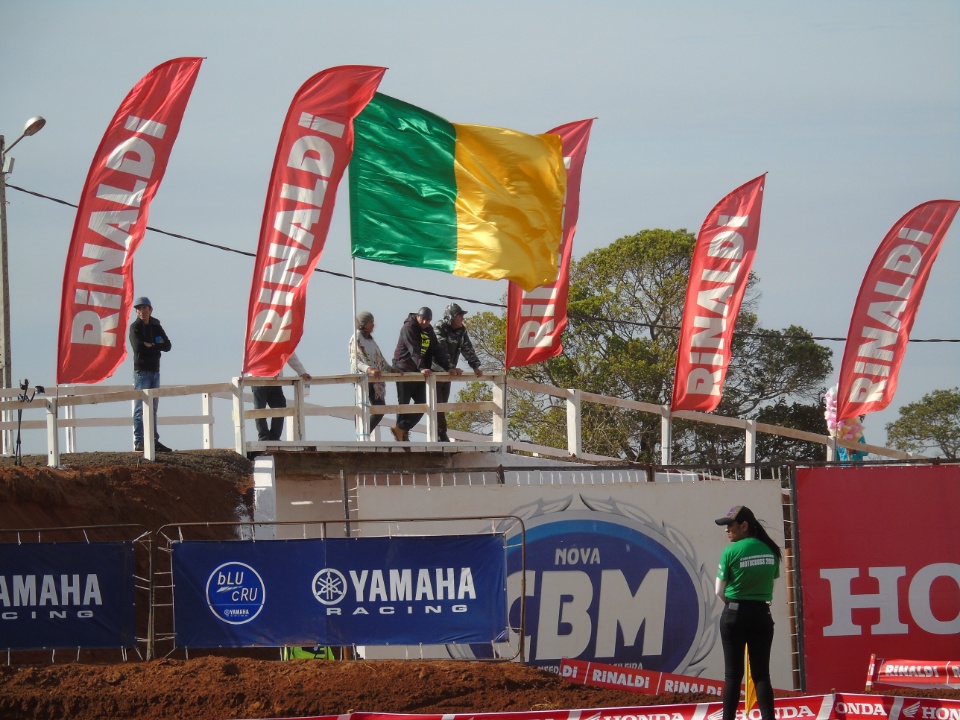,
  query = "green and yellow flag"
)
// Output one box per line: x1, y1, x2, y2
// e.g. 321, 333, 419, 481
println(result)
349, 93, 566, 291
